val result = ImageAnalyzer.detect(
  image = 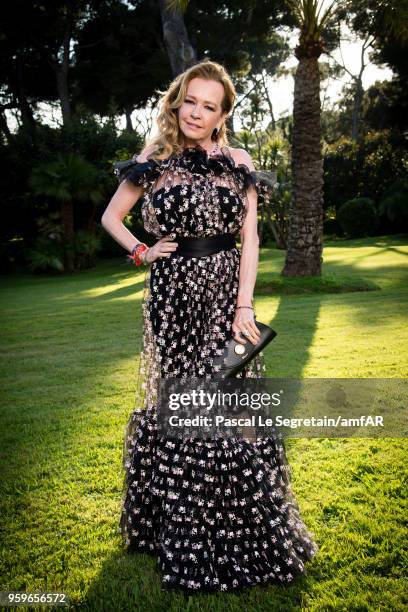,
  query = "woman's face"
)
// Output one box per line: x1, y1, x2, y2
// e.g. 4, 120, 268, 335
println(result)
178, 77, 227, 146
